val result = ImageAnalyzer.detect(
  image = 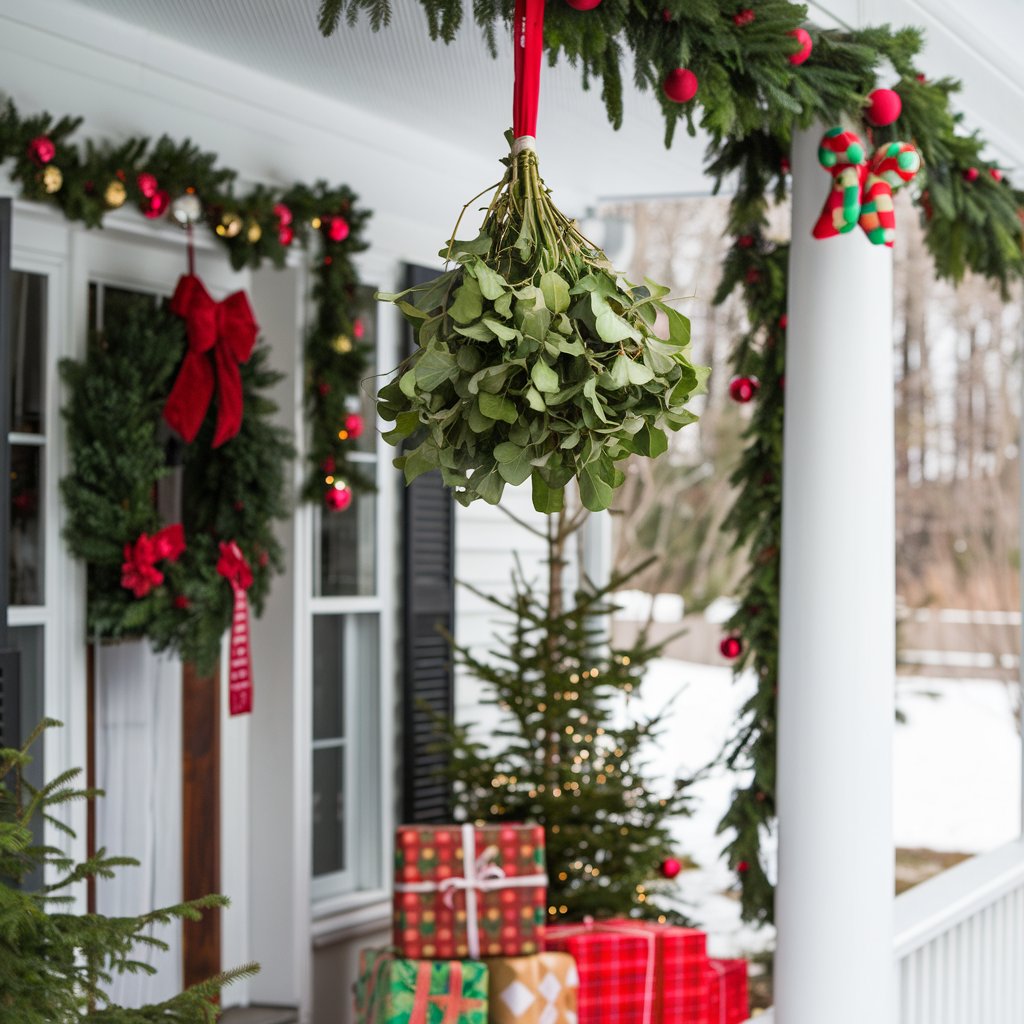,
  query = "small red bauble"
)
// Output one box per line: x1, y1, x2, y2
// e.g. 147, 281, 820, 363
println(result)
780, 156, 791, 174
344, 412, 365, 438
865, 88, 902, 127
732, 8, 755, 26
720, 635, 742, 659
258, 550, 270, 568
737, 860, 750, 873
27, 136, 55, 166
136, 172, 159, 199
279, 224, 295, 246
788, 28, 812, 65
729, 376, 759, 403
745, 267, 761, 284
143, 189, 170, 219
991, 168, 1004, 182
317, 381, 331, 397
174, 595, 190, 610
566, 0, 602, 8
273, 202, 293, 225
663, 68, 698, 104
963, 167, 980, 183
736, 235, 754, 248
660, 857, 683, 879
353, 318, 366, 340
325, 484, 353, 512
915, 73, 927, 83
322, 455, 337, 473
326, 215, 350, 242
779, 313, 788, 330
